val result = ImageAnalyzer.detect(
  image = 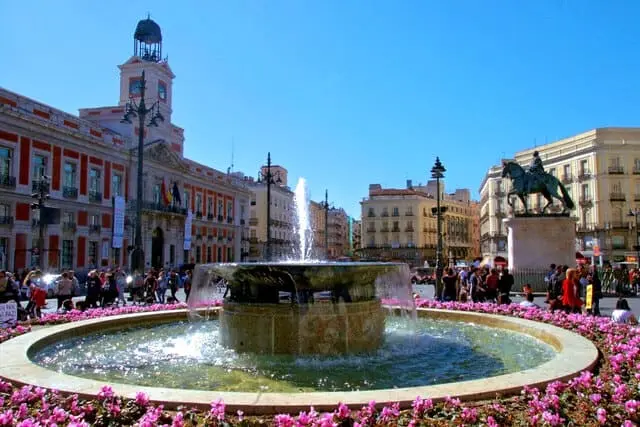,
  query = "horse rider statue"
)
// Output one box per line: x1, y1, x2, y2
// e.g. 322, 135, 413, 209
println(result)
501, 151, 575, 214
